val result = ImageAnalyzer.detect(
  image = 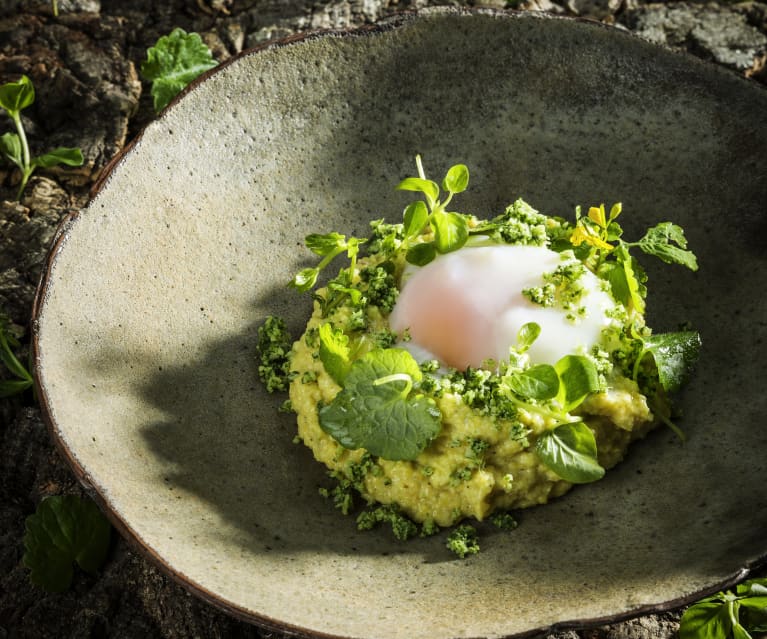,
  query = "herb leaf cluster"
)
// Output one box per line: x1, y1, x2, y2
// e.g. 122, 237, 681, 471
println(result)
0, 75, 84, 200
